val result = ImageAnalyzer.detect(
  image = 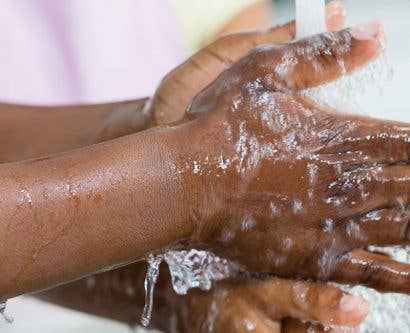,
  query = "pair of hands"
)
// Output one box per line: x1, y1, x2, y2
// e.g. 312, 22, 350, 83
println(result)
39, 2, 409, 332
